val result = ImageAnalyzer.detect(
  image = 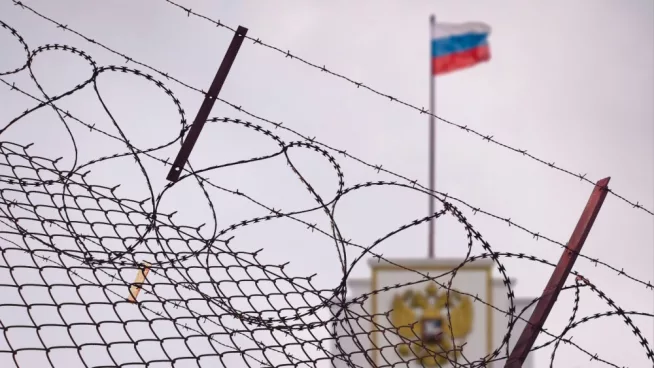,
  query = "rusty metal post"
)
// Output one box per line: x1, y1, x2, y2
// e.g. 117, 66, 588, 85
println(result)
166, 26, 248, 182
505, 177, 611, 367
